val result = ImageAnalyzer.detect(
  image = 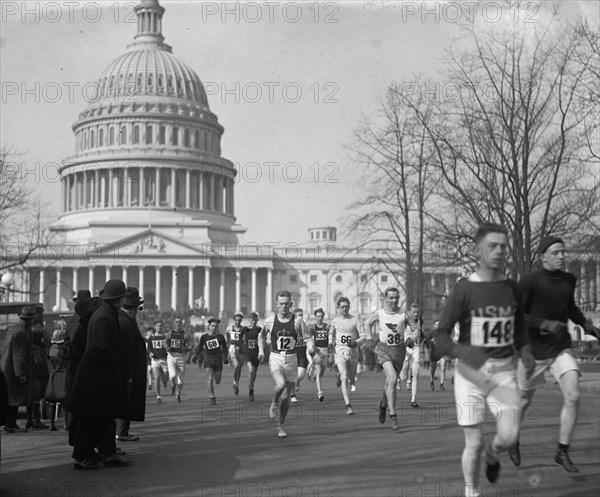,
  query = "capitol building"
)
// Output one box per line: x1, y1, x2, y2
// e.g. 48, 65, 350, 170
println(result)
5, 0, 600, 324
